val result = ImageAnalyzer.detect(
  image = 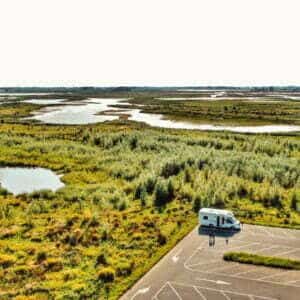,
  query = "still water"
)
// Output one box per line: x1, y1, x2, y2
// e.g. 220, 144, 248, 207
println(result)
26, 98, 300, 133
0, 167, 64, 195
